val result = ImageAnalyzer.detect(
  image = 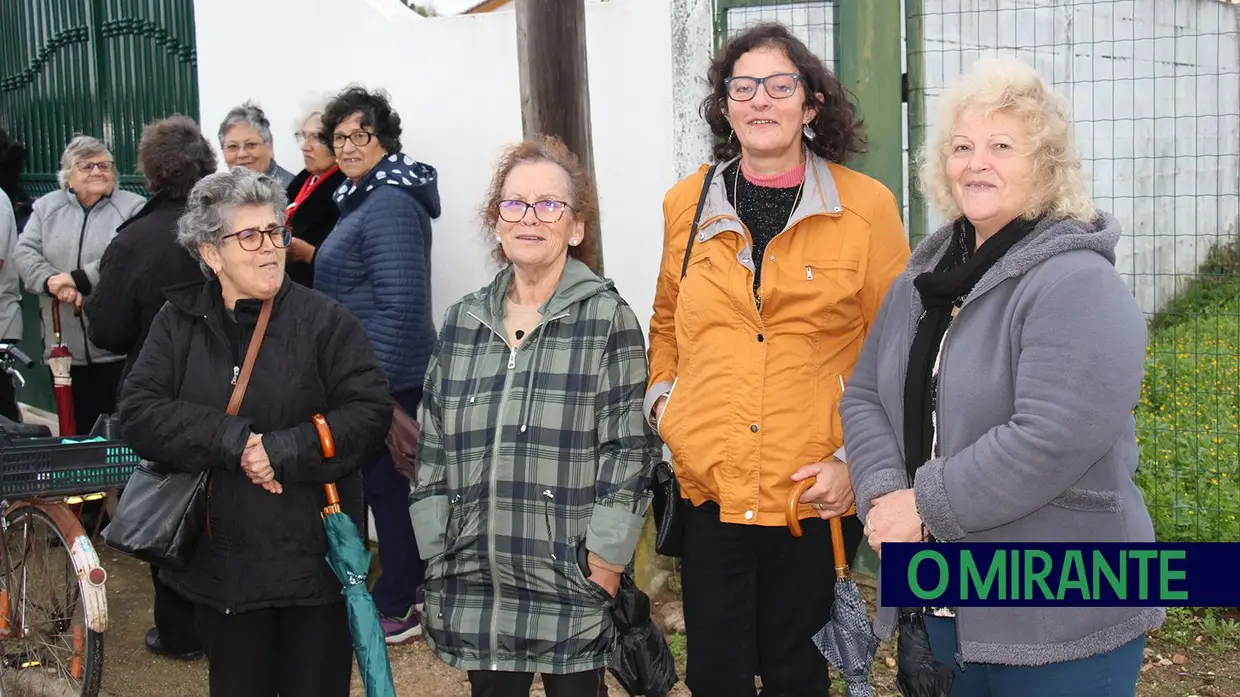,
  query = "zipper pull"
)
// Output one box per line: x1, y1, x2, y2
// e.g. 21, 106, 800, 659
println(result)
231, 366, 239, 385
806, 265, 814, 280
507, 348, 516, 370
